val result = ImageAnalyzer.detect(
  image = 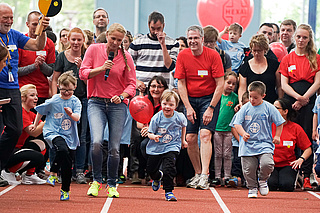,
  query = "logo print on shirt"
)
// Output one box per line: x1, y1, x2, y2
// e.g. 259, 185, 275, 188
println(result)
162, 134, 173, 143
54, 113, 64, 119
61, 119, 71, 130
249, 122, 260, 134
